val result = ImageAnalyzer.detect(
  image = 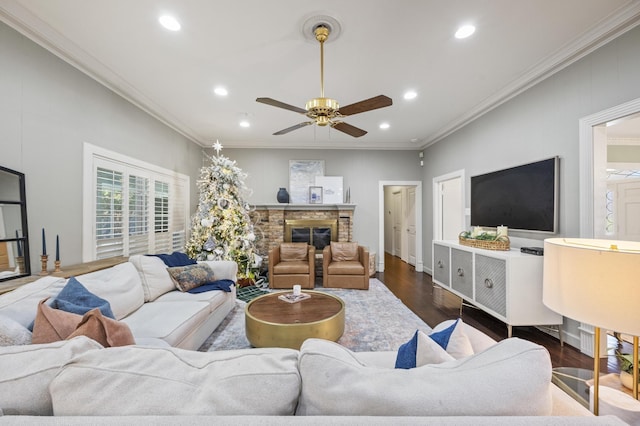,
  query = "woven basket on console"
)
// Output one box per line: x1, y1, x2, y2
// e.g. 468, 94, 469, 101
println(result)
458, 233, 510, 251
